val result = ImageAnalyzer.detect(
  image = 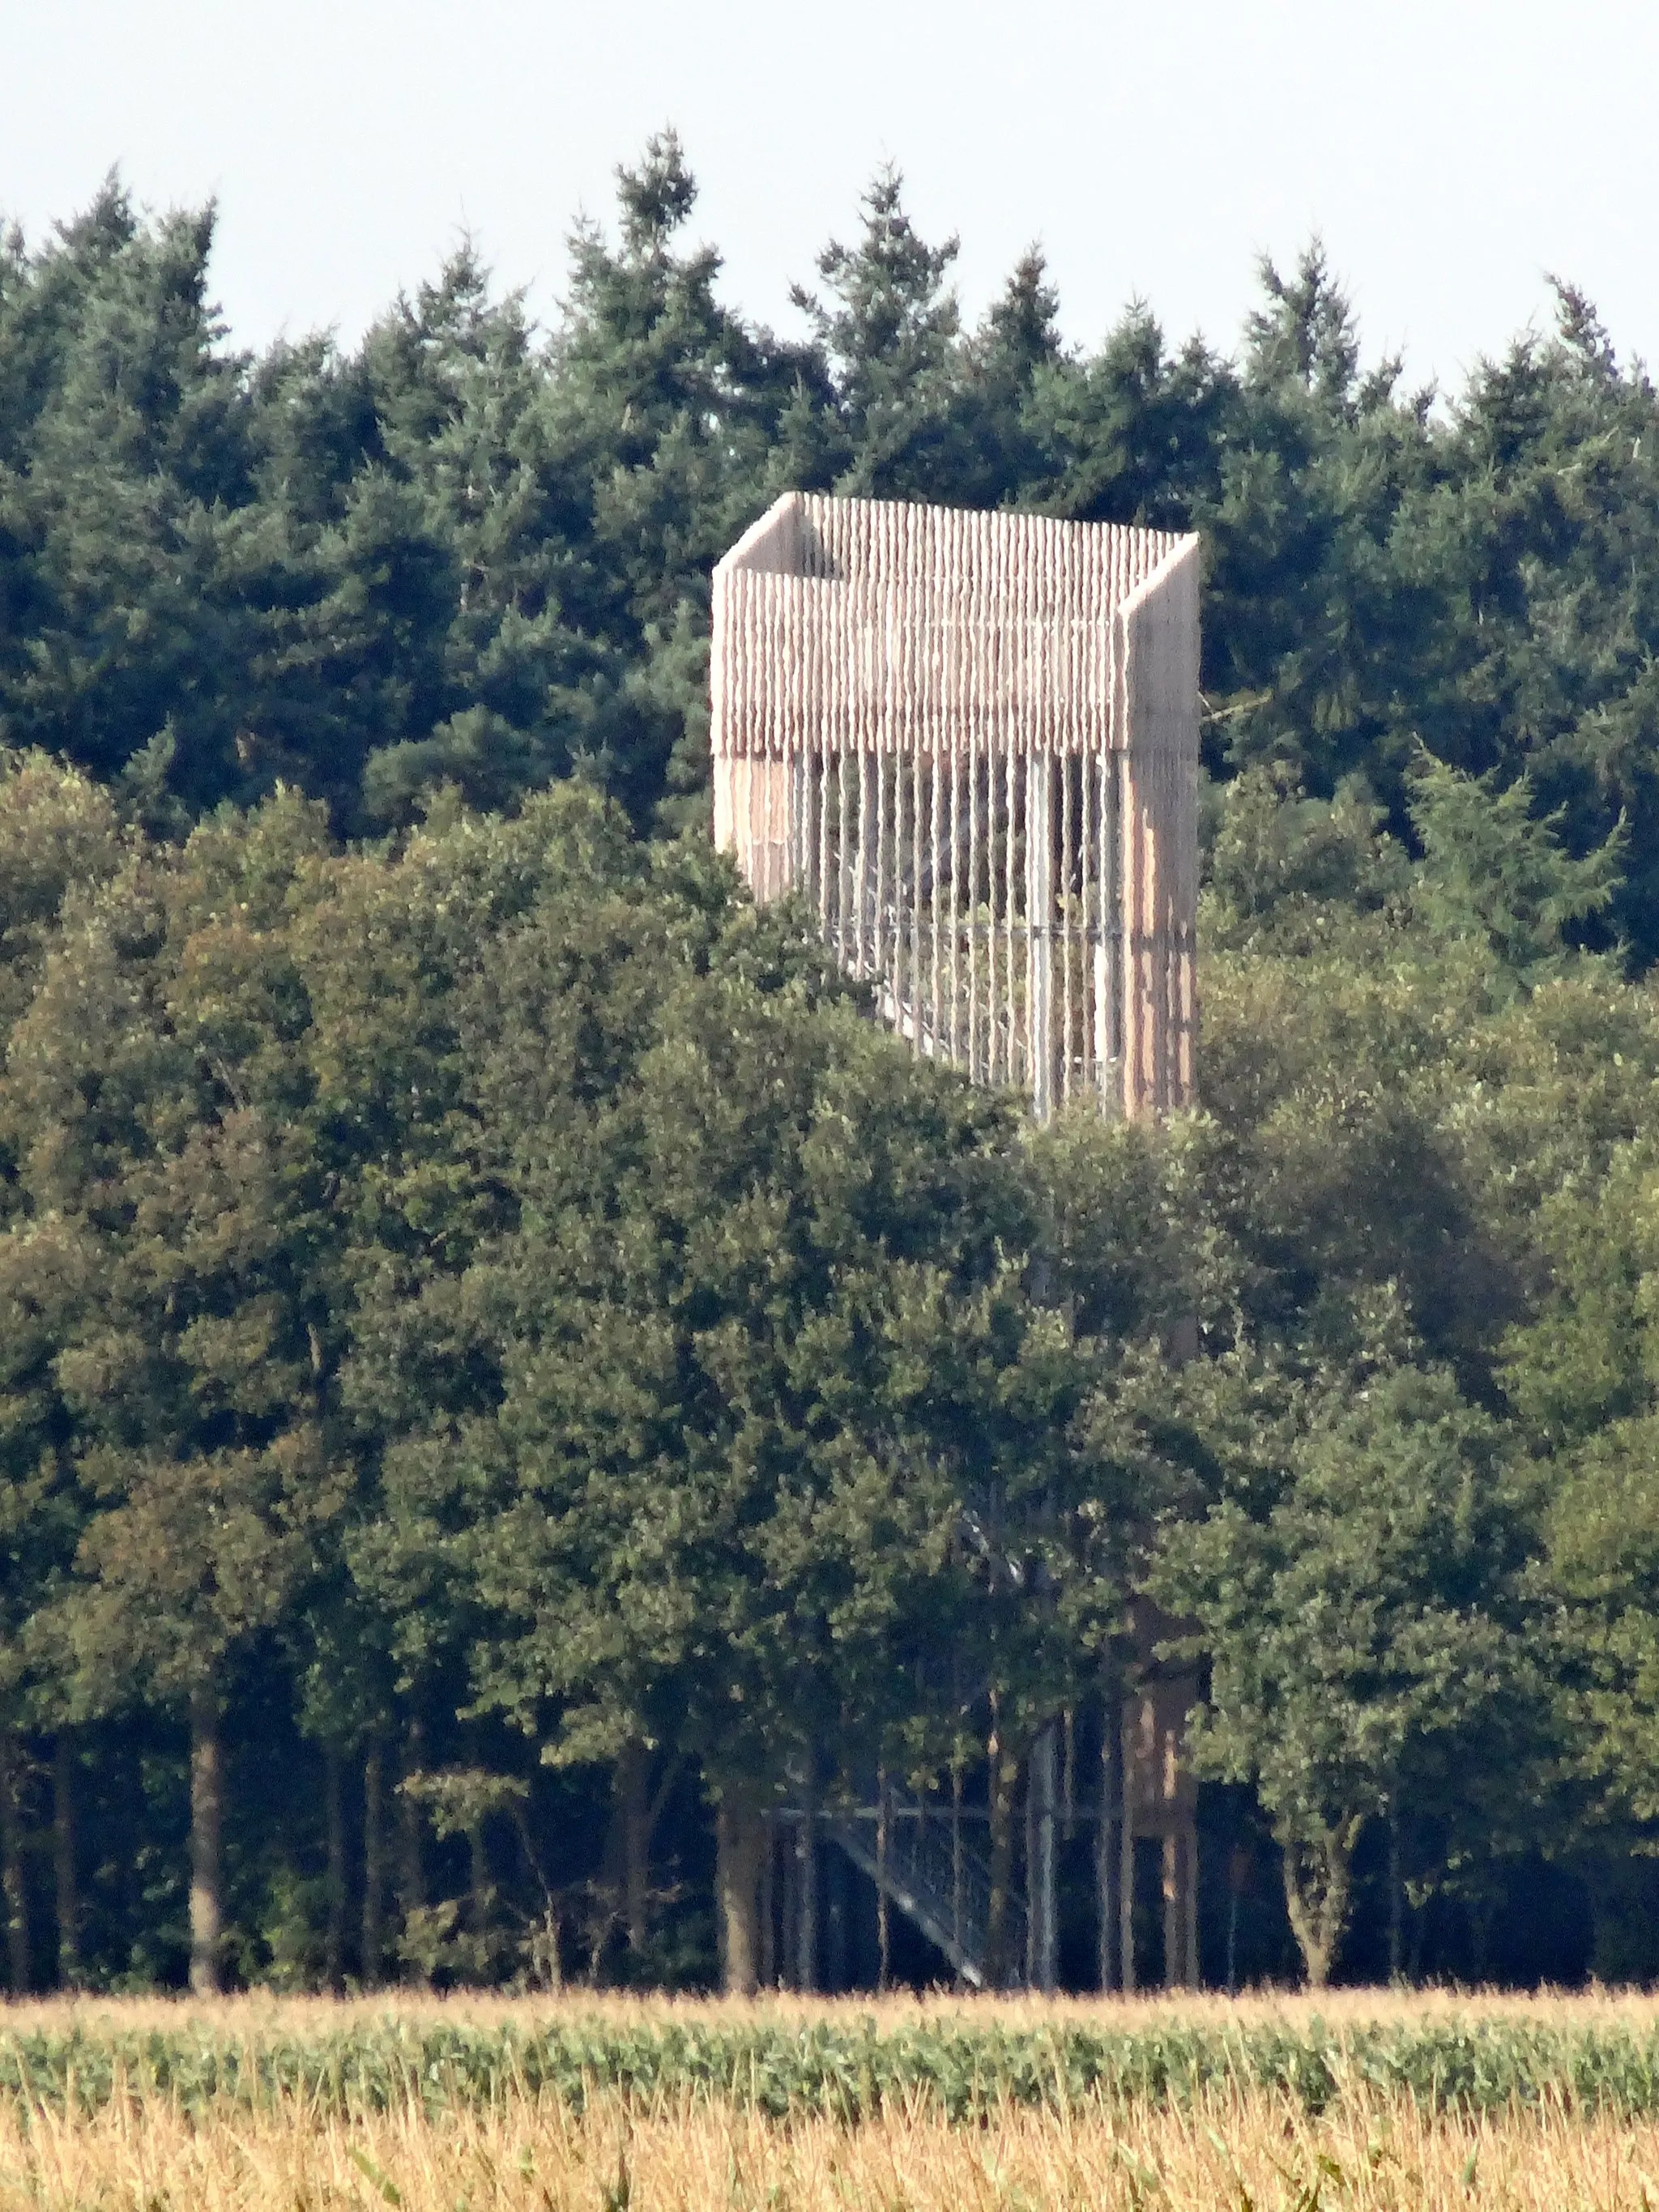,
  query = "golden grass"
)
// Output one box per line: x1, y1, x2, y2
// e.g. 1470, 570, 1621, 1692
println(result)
6, 1995, 1659, 2208
4, 2078, 1659, 2212
7, 1984, 1659, 2035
